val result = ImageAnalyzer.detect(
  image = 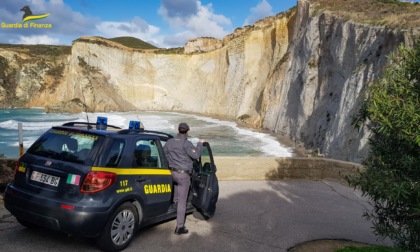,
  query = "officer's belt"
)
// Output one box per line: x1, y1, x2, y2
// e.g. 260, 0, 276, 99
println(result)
170, 167, 192, 175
